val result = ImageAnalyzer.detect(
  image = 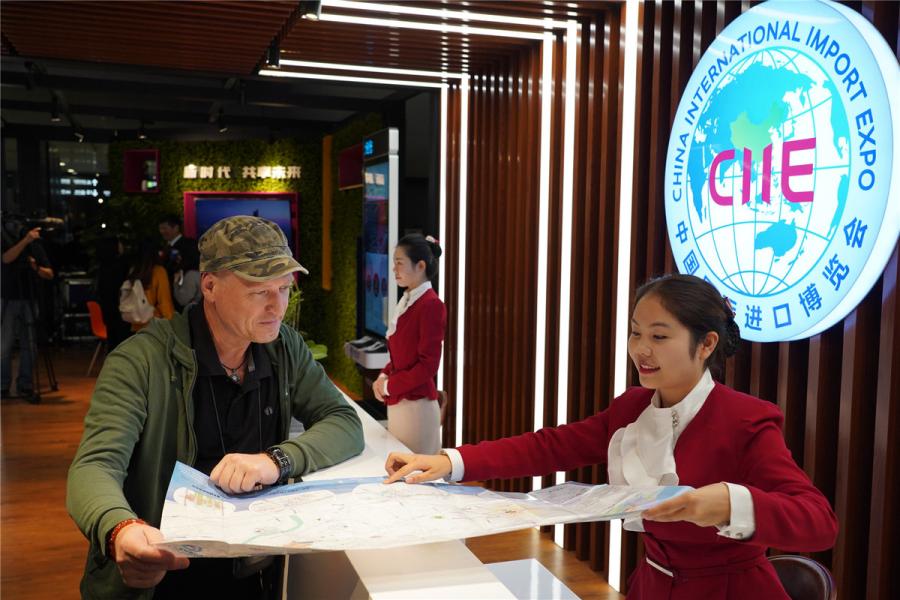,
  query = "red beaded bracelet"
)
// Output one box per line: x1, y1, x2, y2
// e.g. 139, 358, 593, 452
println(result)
107, 518, 146, 557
